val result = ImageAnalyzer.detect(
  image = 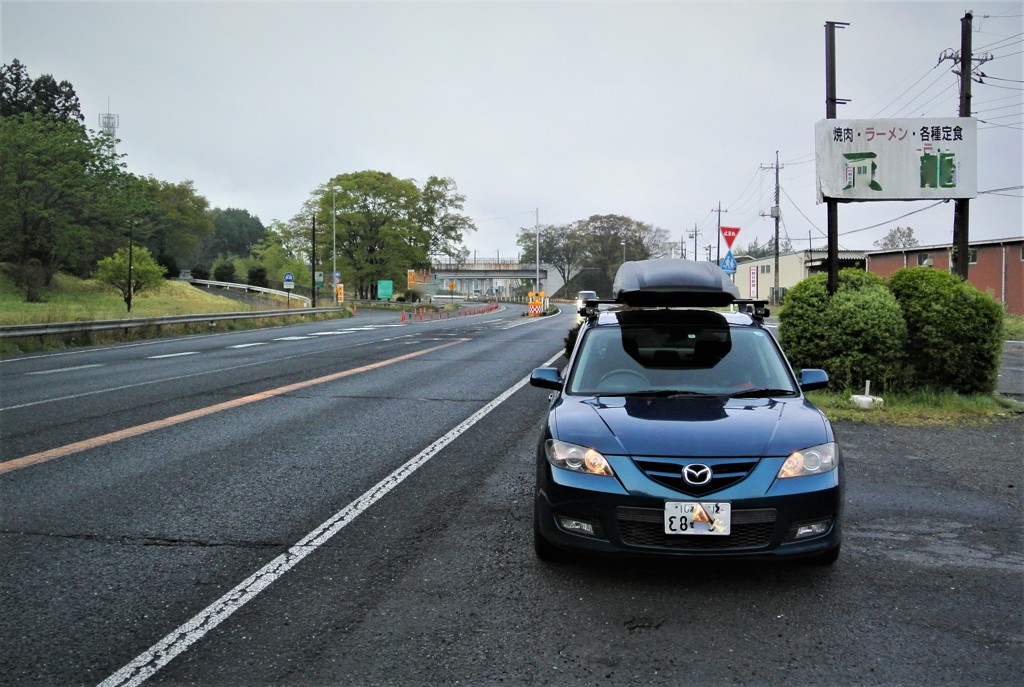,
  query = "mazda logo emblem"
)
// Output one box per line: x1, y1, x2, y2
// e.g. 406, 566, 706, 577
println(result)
682, 464, 713, 485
